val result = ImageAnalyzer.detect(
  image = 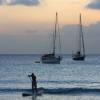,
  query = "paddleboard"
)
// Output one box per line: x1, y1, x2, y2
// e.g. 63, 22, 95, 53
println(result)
22, 90, 43, 97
